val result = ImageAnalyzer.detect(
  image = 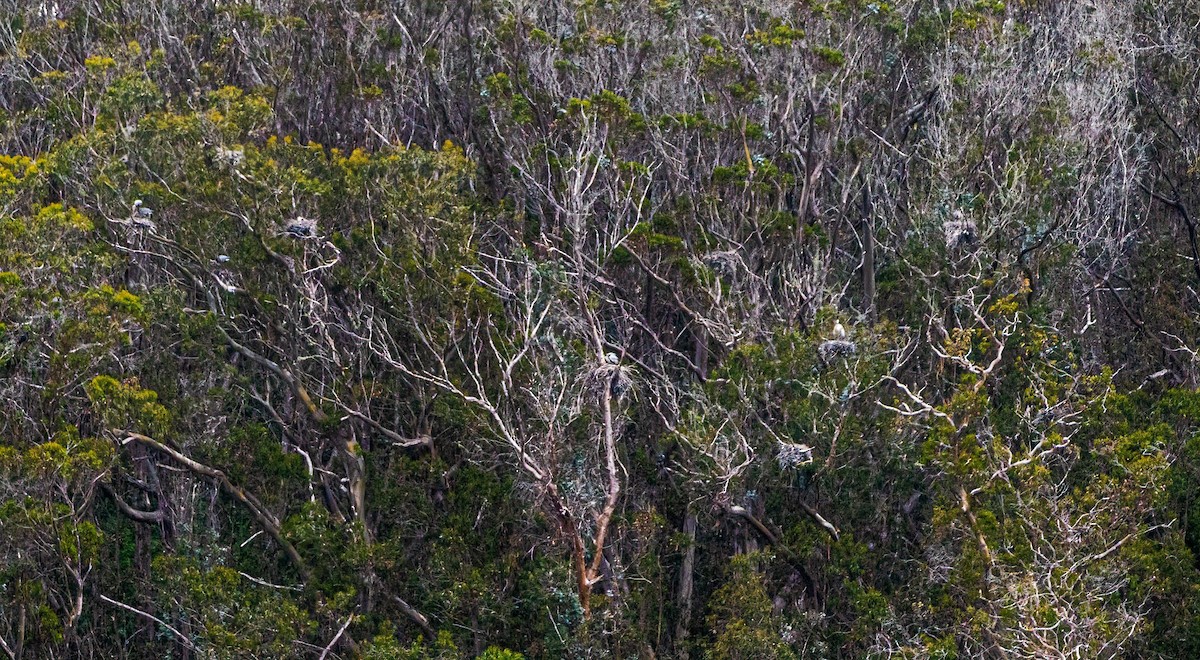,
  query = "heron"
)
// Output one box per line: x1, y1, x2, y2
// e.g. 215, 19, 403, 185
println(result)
832, 321, 847, 340
128, 200, 156, 230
